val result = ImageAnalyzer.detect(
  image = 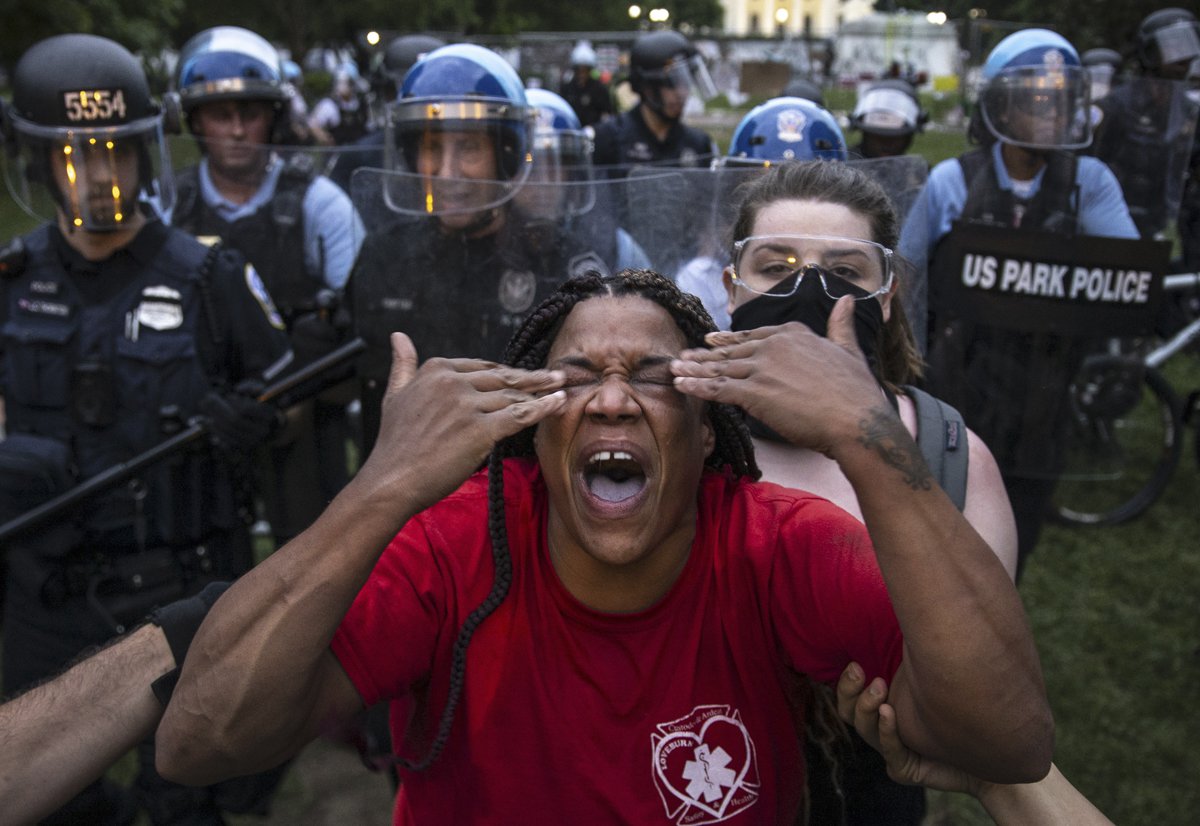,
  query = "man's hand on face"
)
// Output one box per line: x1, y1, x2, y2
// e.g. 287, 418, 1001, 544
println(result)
353, 332, 567, 513
670, 295, 888, 456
